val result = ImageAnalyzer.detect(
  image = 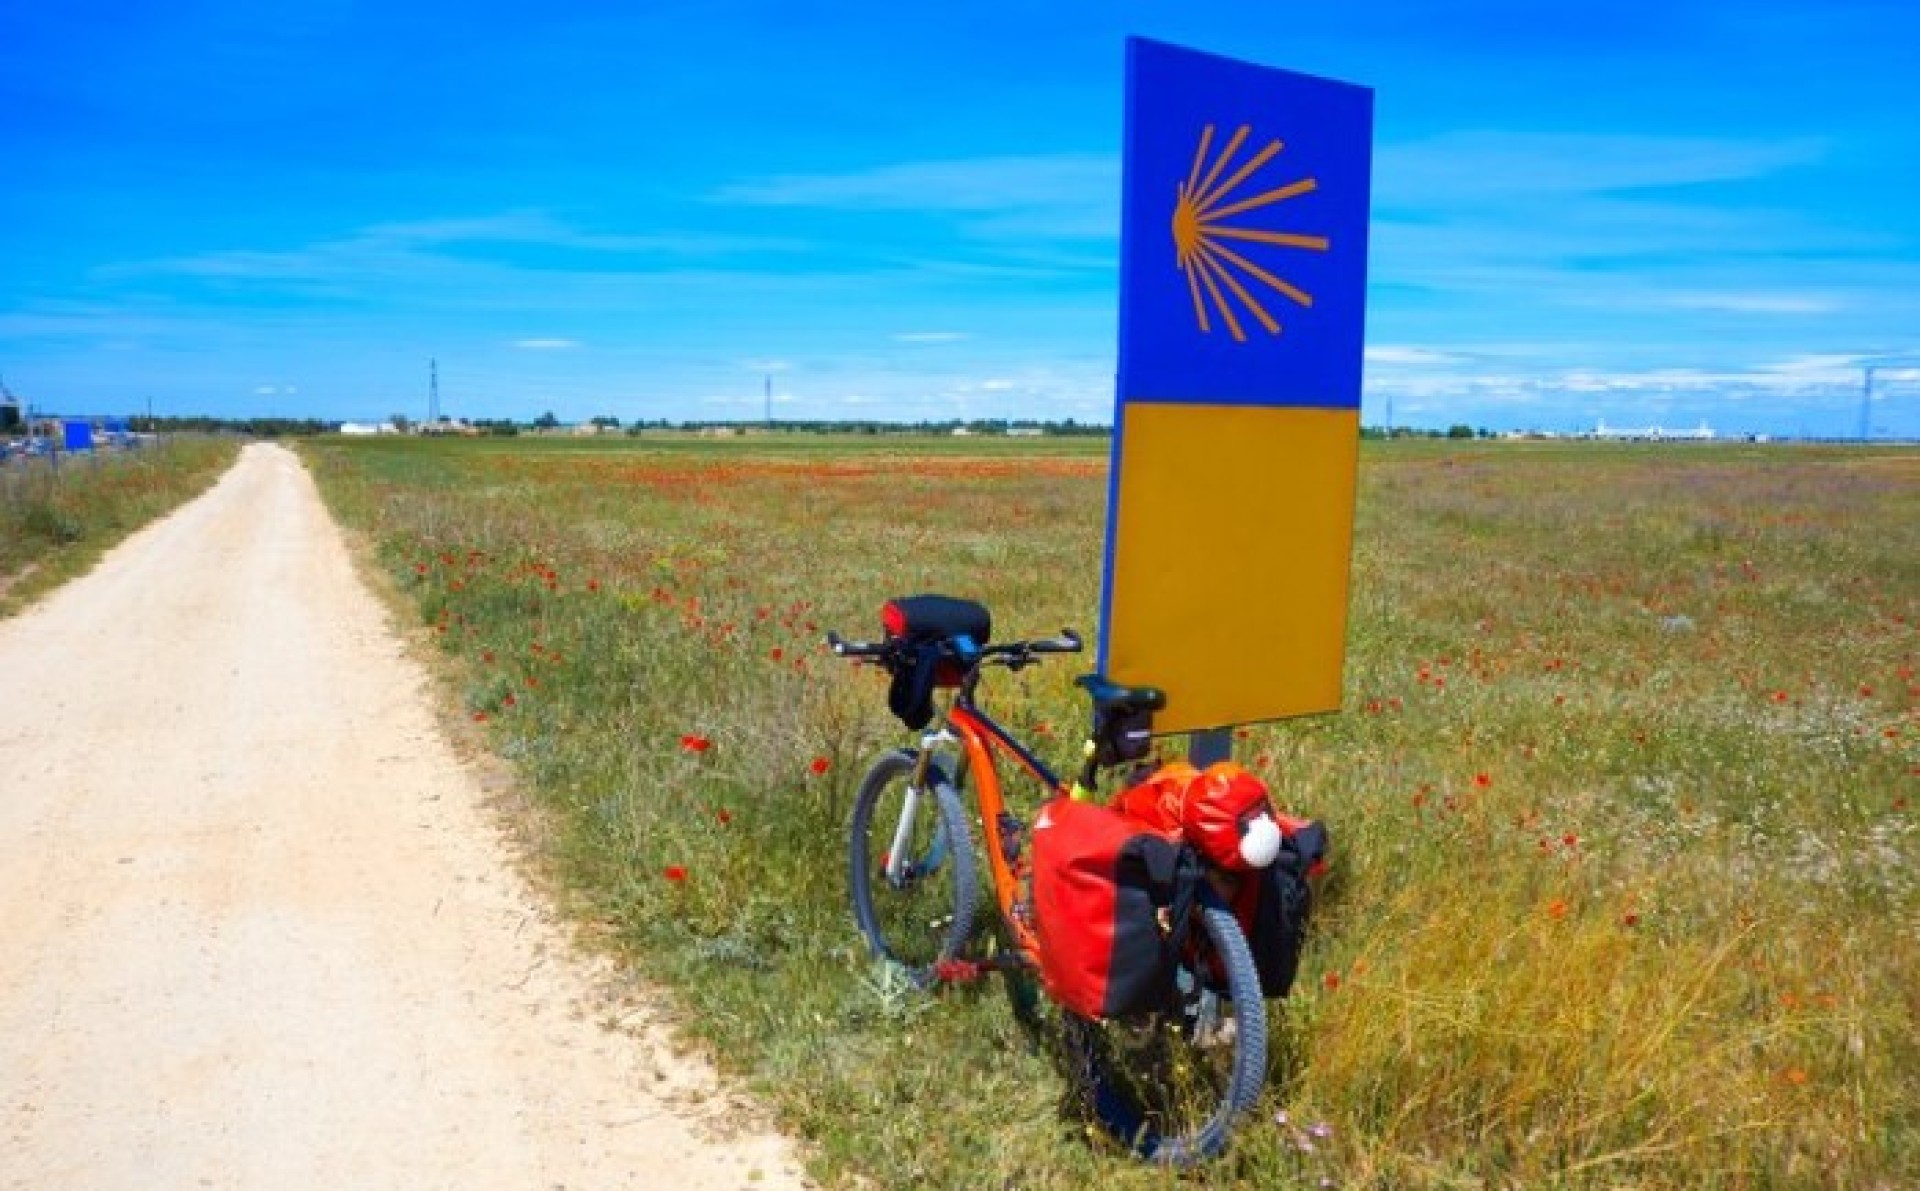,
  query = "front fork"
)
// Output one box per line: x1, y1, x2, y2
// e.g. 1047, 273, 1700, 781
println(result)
885, 729, 961, 885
